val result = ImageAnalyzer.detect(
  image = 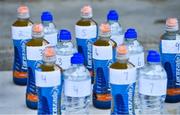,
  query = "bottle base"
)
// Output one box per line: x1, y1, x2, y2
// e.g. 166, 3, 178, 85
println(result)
26, 100, 37, 109
165, 95, 180, 103
13, 77, 27, 86
93, 99, 111, 109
